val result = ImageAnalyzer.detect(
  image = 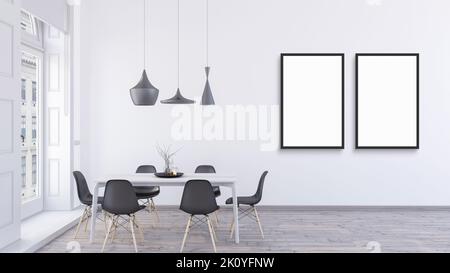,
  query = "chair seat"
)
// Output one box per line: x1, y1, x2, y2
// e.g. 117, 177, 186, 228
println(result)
186, 205, 220, 216
225, 196, 258, 206
83, 196, 104, 206
134, 186, 160, 199
107, 204, 147, 215
213, 186, 221, 197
